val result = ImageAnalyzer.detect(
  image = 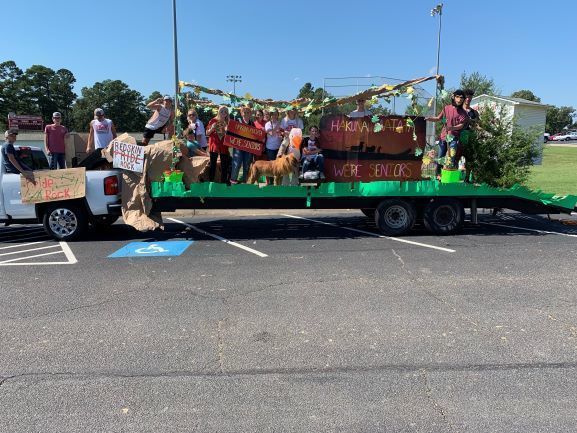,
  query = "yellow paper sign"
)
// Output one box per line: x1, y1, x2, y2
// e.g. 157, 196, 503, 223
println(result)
20, 168, 86, 204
